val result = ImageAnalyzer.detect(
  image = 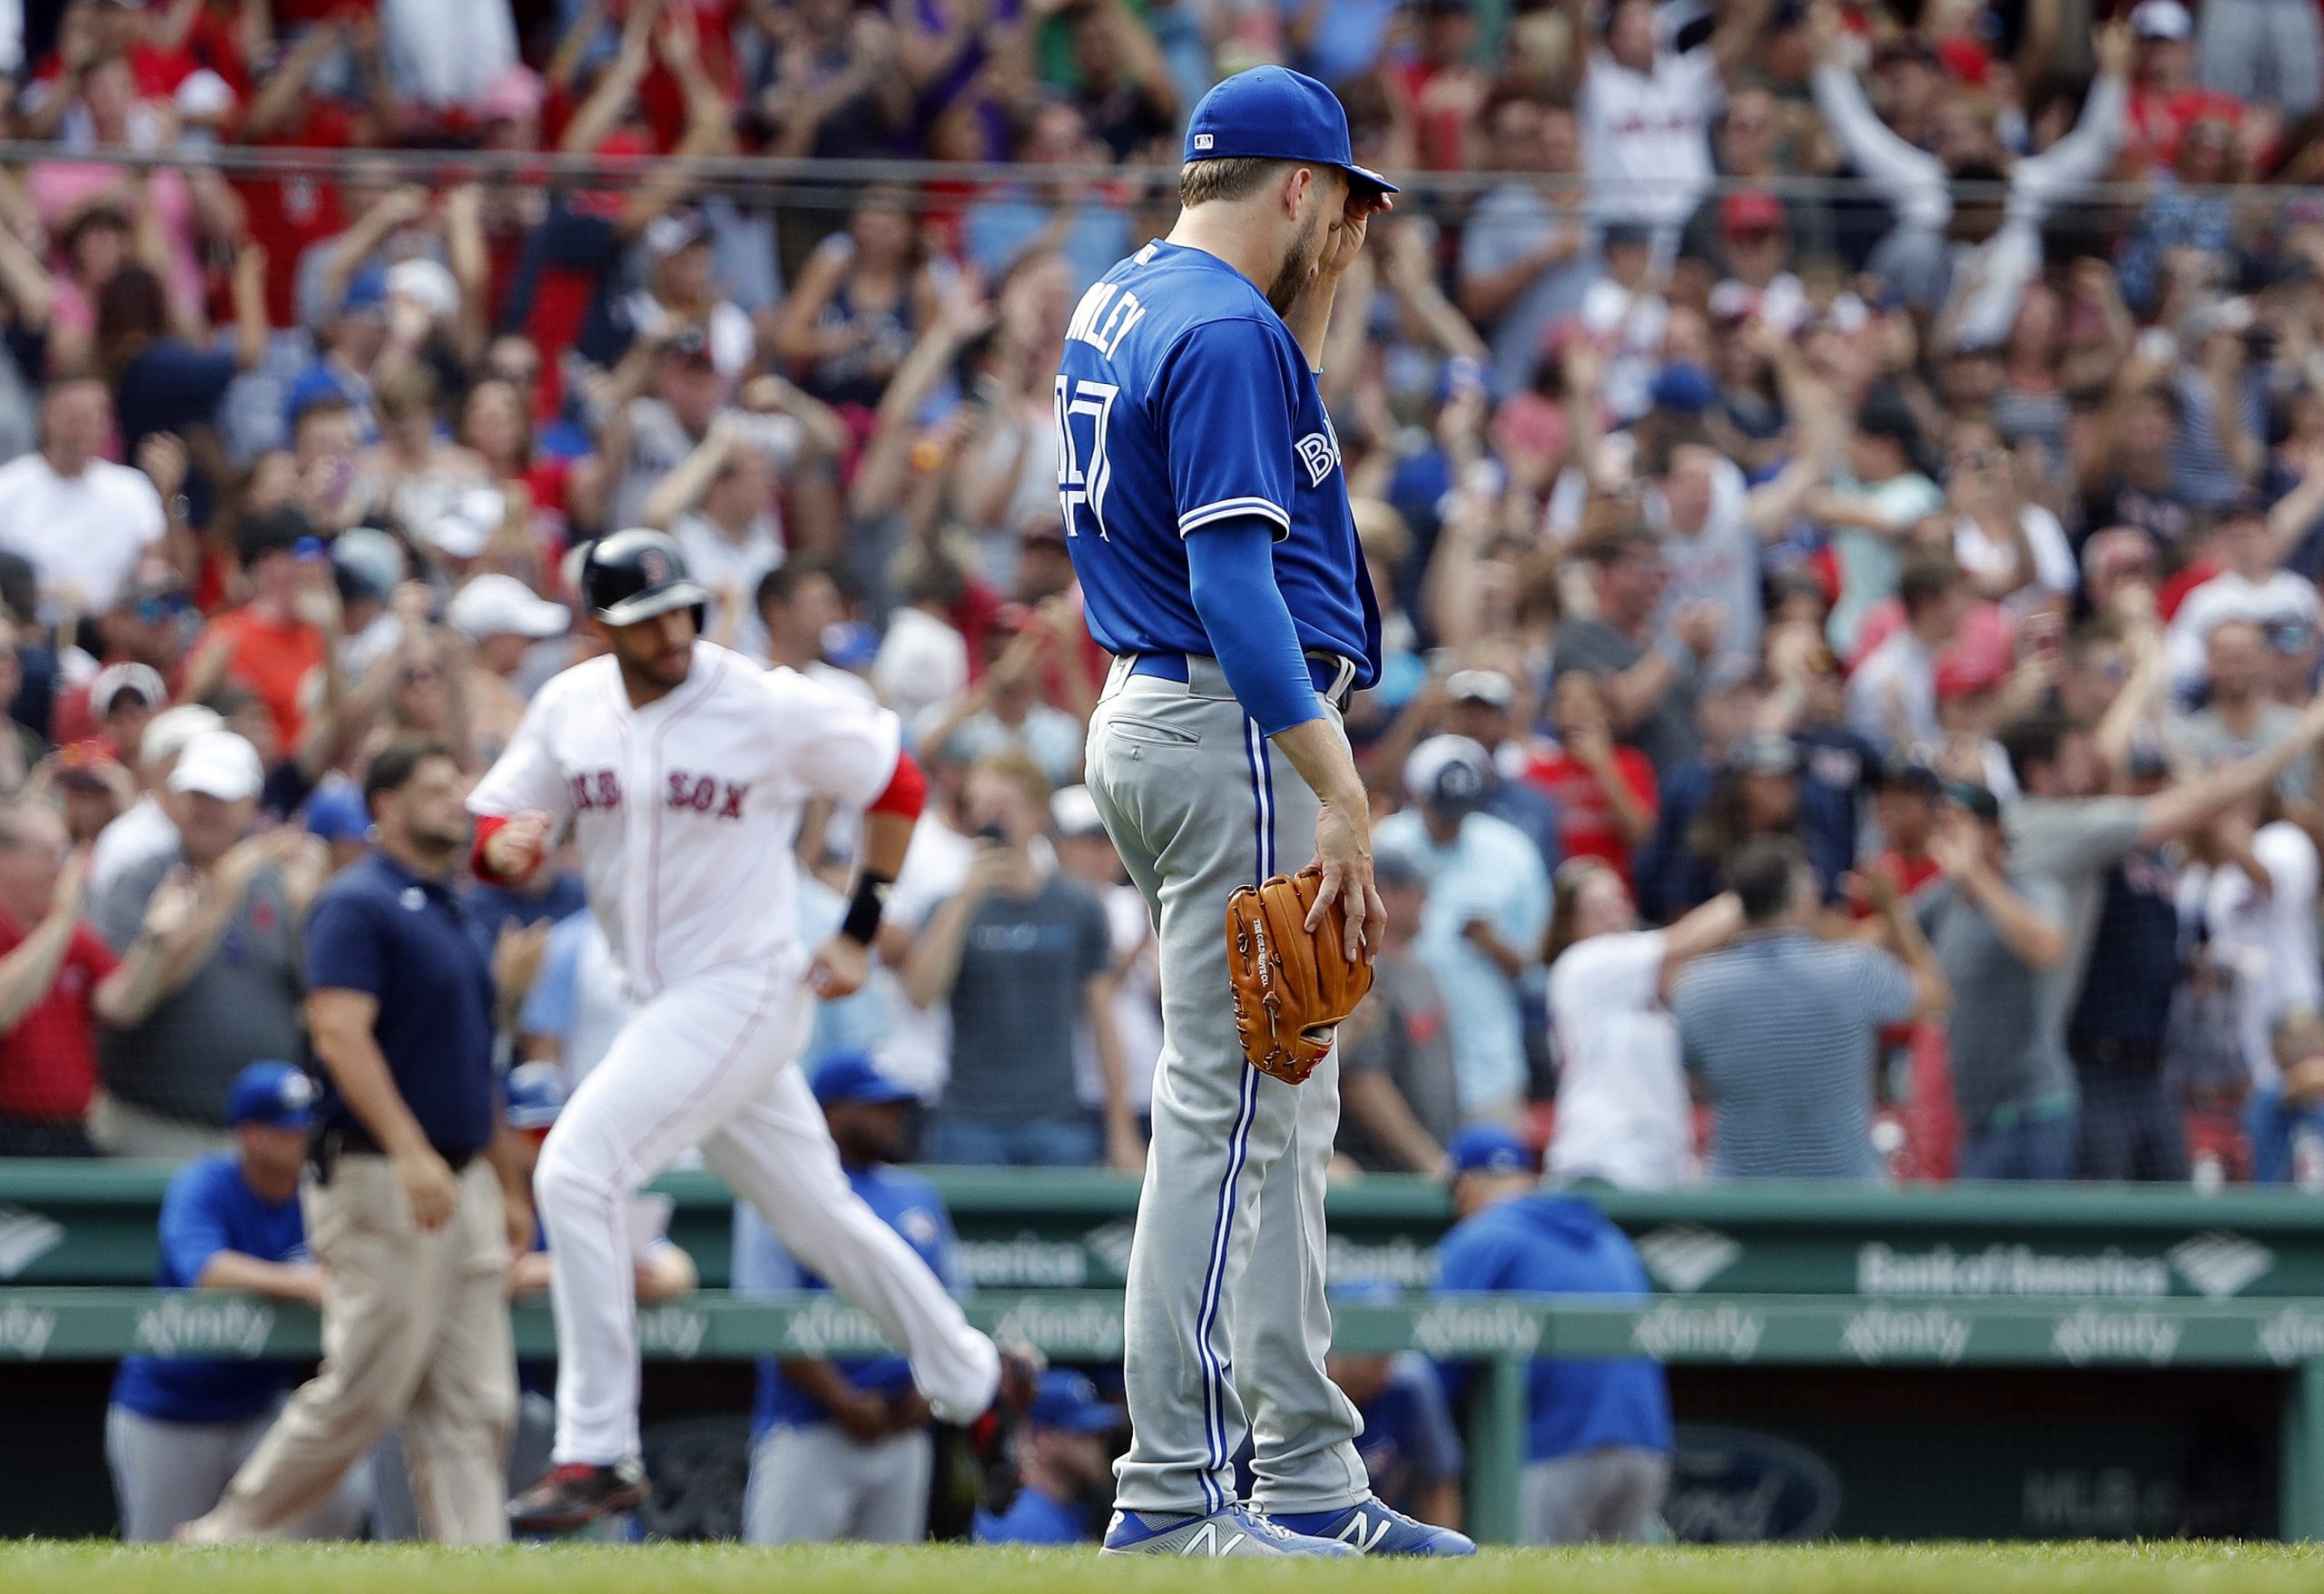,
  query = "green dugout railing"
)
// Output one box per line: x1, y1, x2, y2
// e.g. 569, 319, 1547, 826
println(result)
11, 1285, 2324, 1544
6, 1164, 2324, 1540
10, 1163, 2324, 1299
